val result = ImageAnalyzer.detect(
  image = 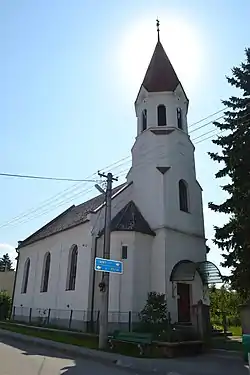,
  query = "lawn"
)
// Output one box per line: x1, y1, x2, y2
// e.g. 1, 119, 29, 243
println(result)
0, 322, 98, 349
